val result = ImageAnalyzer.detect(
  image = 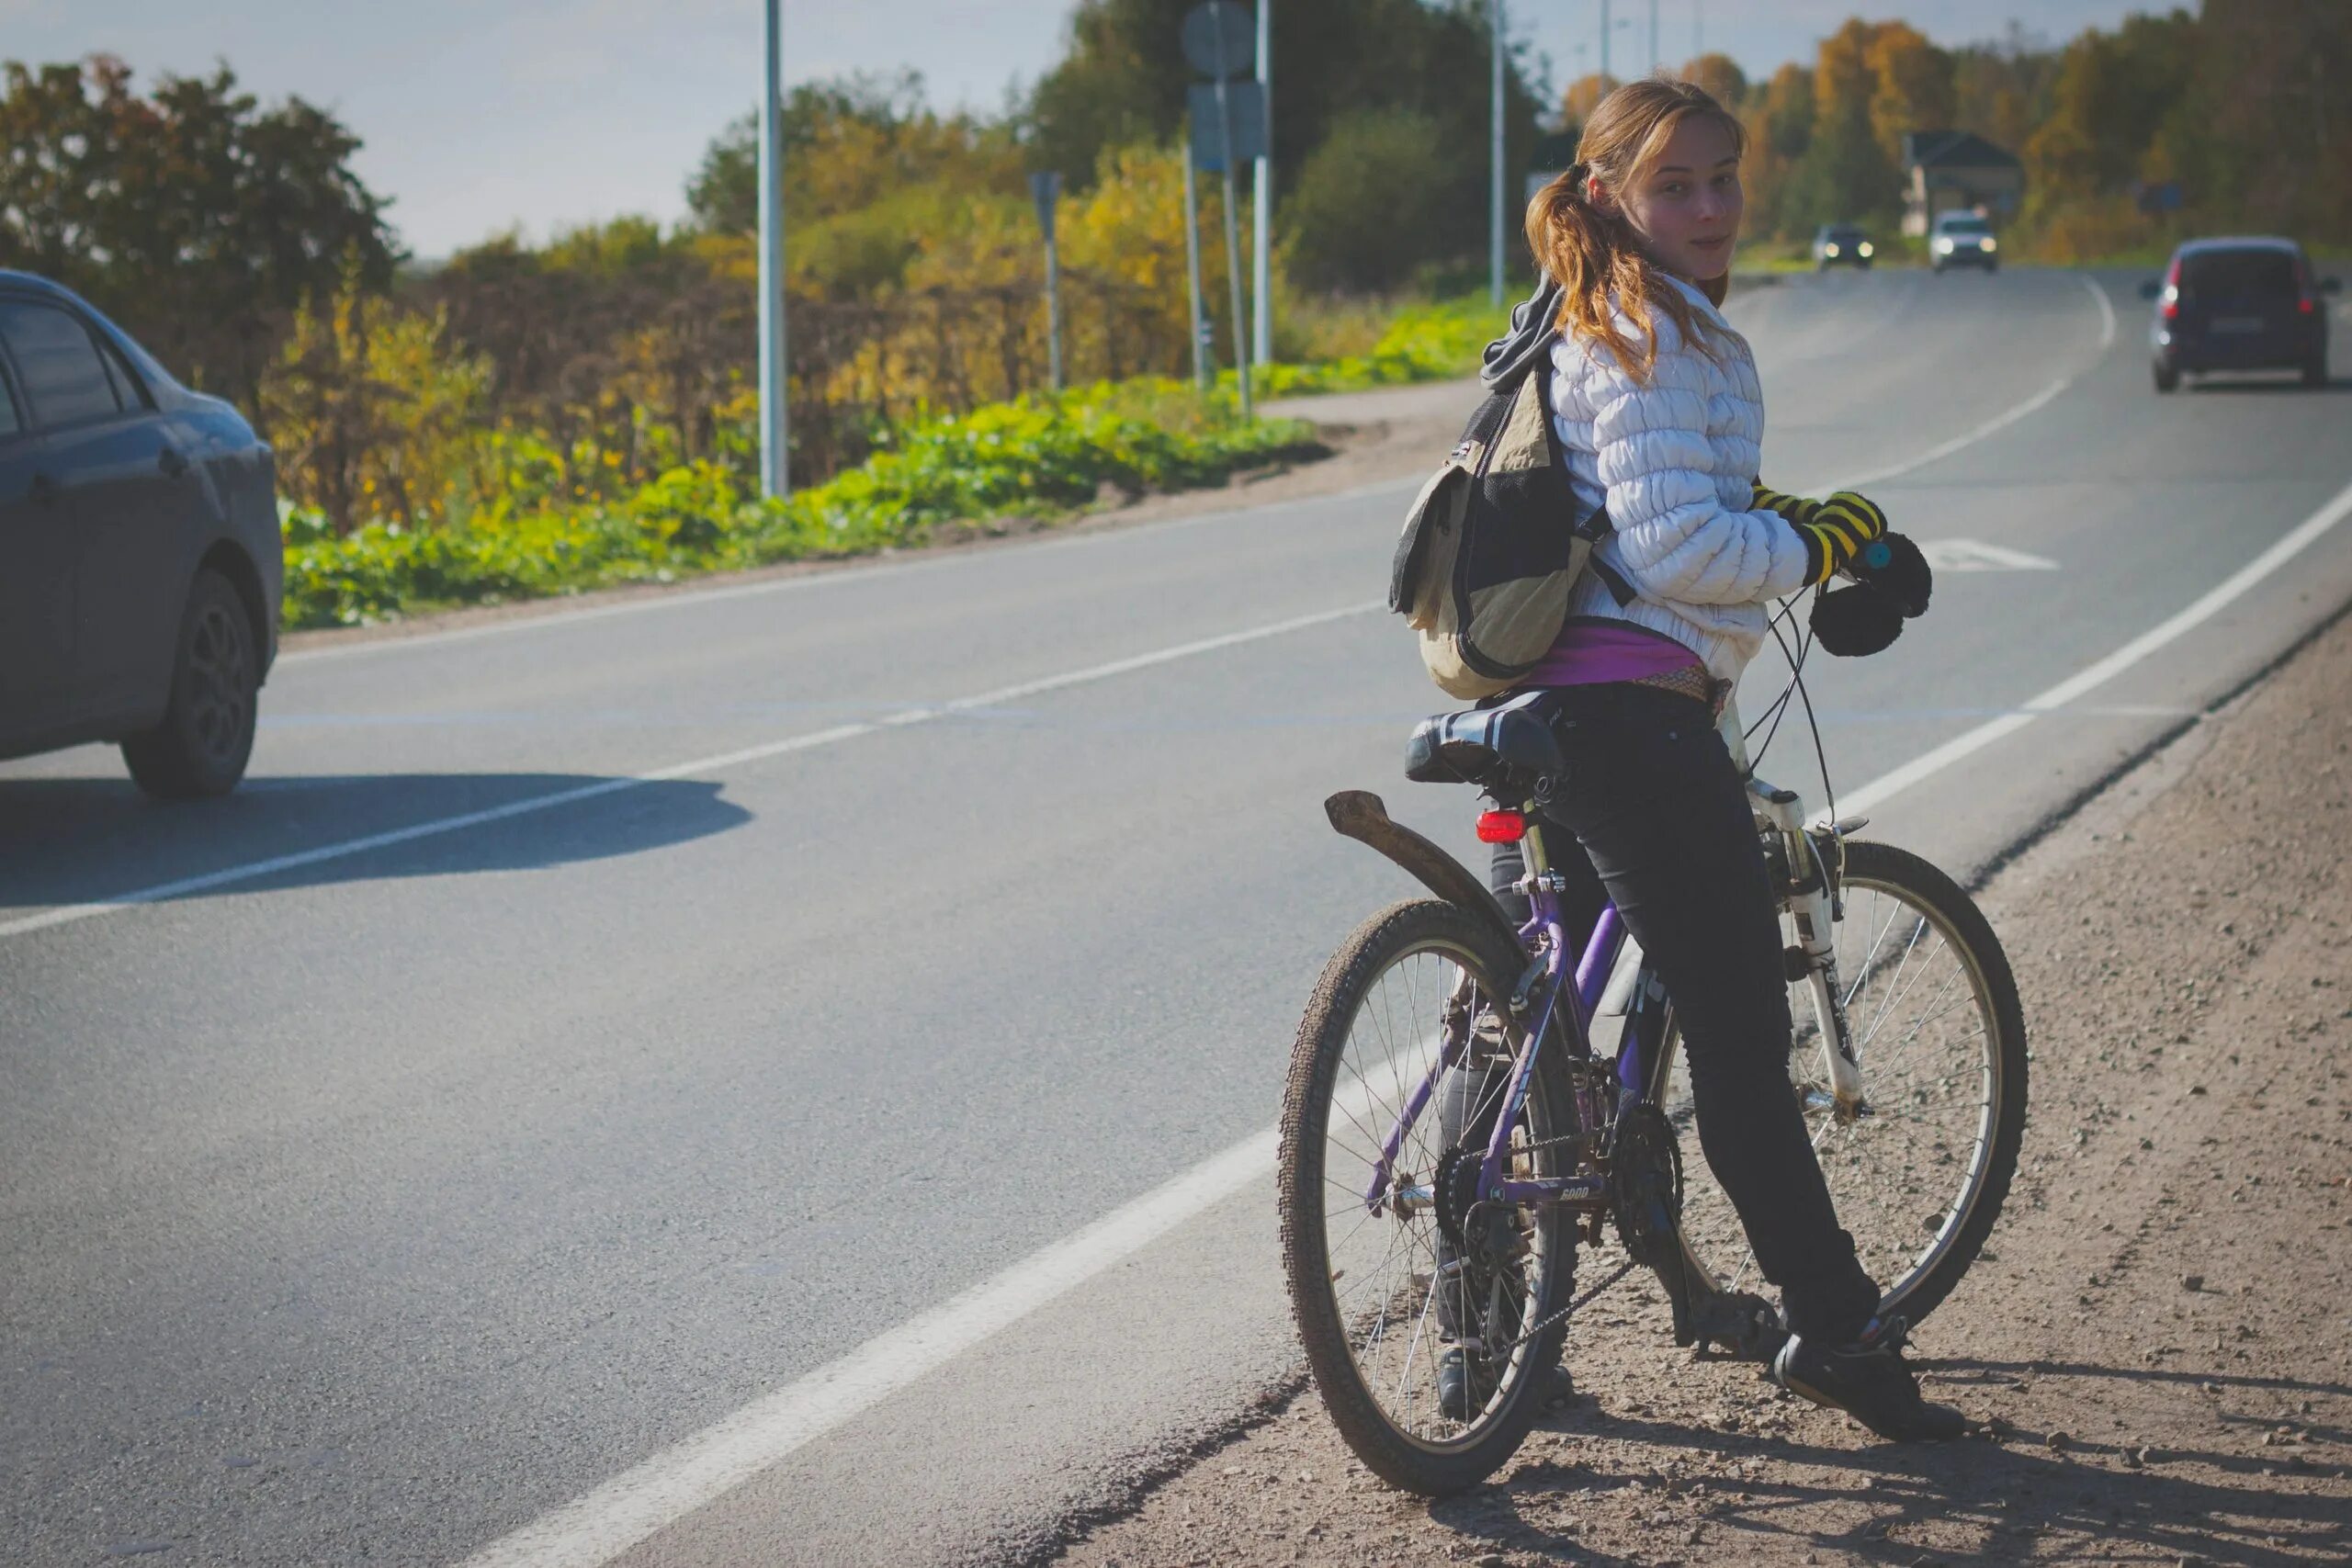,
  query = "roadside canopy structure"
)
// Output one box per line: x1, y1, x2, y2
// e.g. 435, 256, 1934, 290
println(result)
1900, 130, 2024, 235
